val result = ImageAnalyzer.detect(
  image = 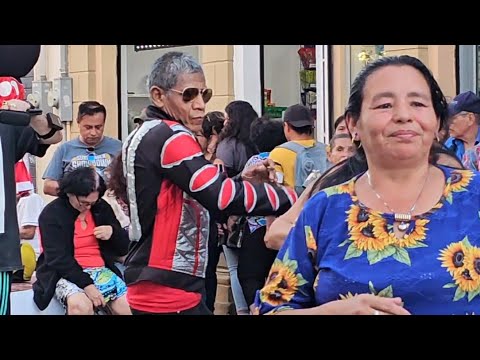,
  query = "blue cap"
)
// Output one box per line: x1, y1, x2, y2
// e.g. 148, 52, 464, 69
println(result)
448, 91, 480, 117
